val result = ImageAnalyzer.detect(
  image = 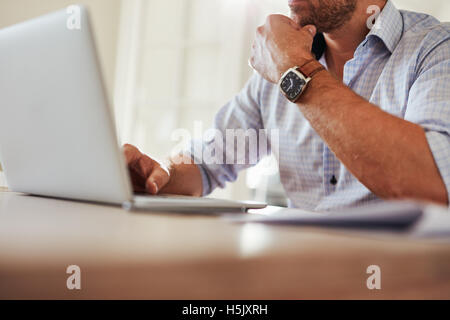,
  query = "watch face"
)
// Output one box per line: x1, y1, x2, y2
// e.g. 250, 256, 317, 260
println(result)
280, 71, 306, 101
